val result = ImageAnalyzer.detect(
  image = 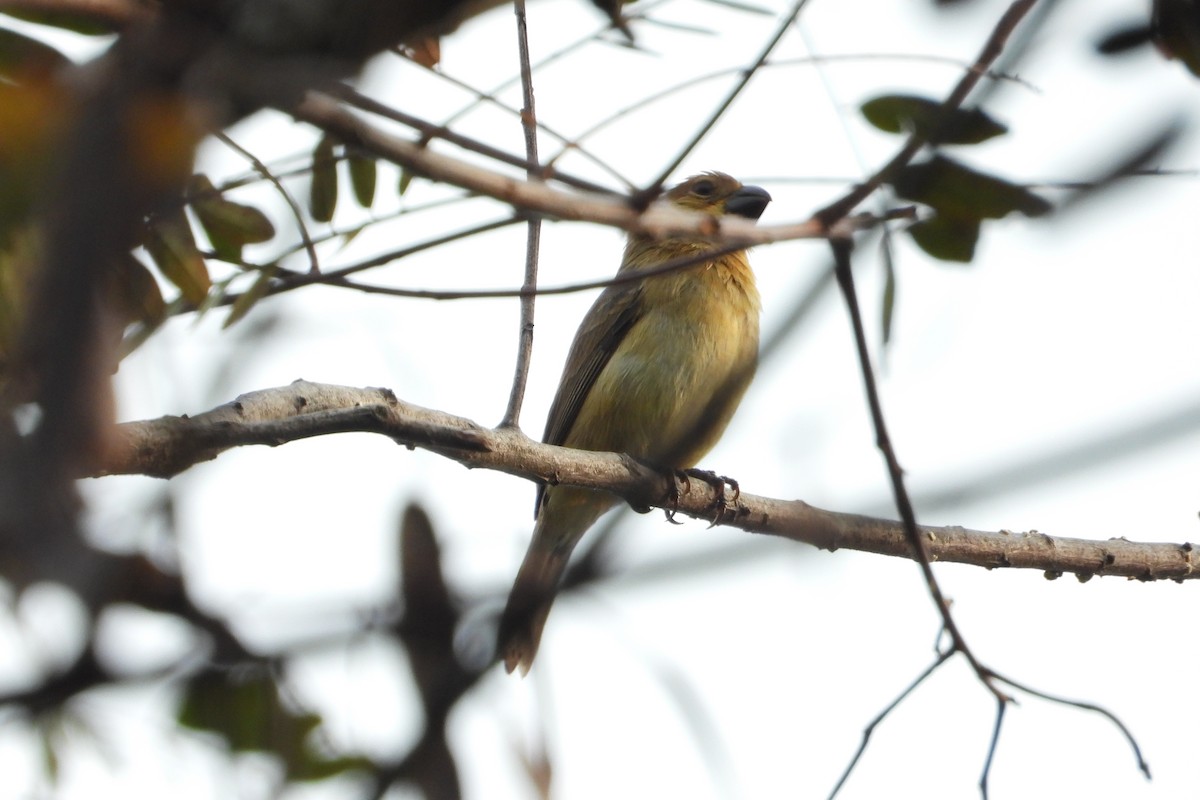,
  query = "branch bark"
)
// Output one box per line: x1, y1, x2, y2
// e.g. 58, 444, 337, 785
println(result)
88, 381, 1200, 583
292, 91, 865, 246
